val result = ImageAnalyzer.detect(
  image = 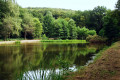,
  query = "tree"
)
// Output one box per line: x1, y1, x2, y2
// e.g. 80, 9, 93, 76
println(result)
0, 0, 22, 40
21, 11, 34, 39
60, 19, 69, 39
68, 19, 77, 39
33, 18, 43, 38
99, 29, 105, 37
87, 30, 96, 36
29, 10, 44, 22
53, 18, 69, 39
0, 0, 10, 21
43, 11, 55, 38
77, 27, 89, 39
103, 10, 120, 41
116, 0, 120, 10
53, 19, 63, 38
91, 6, 107, 33
2, 16, 22, 39
72, 11, 85, 27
